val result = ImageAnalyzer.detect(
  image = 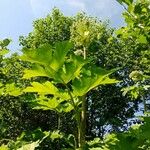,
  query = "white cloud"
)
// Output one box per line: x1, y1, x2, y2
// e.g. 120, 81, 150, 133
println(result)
29, 0, 45, 16
66, 0, 86, 11
29, 0, 124, 27
29, 0, 86, 18
79, 0, 124, 27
